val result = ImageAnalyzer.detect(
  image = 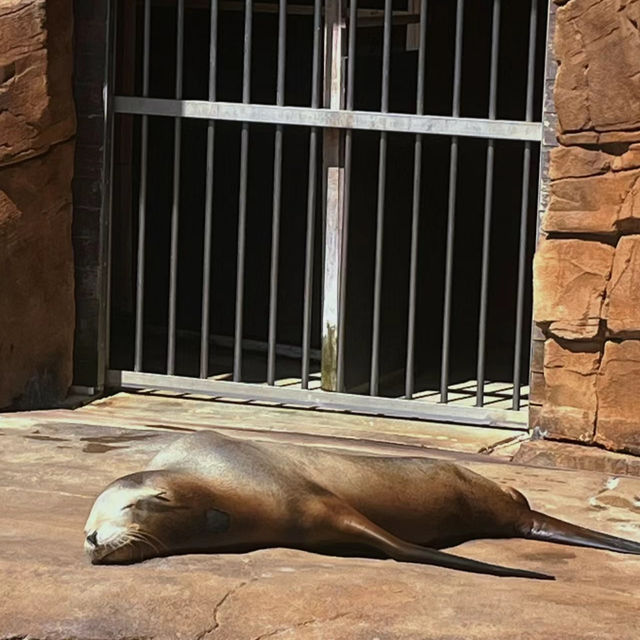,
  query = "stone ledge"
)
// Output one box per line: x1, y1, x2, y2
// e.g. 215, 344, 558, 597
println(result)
513, 439, 640, 478
1, 417, 640, 639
